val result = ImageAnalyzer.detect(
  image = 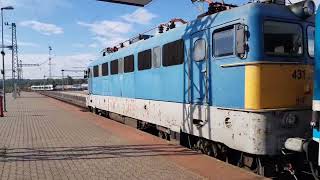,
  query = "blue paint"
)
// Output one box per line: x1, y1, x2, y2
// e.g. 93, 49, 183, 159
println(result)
314, 7, 320, 101
312, 7, 320, 142
88, 3, 314, 110
313, 128, 320, 139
